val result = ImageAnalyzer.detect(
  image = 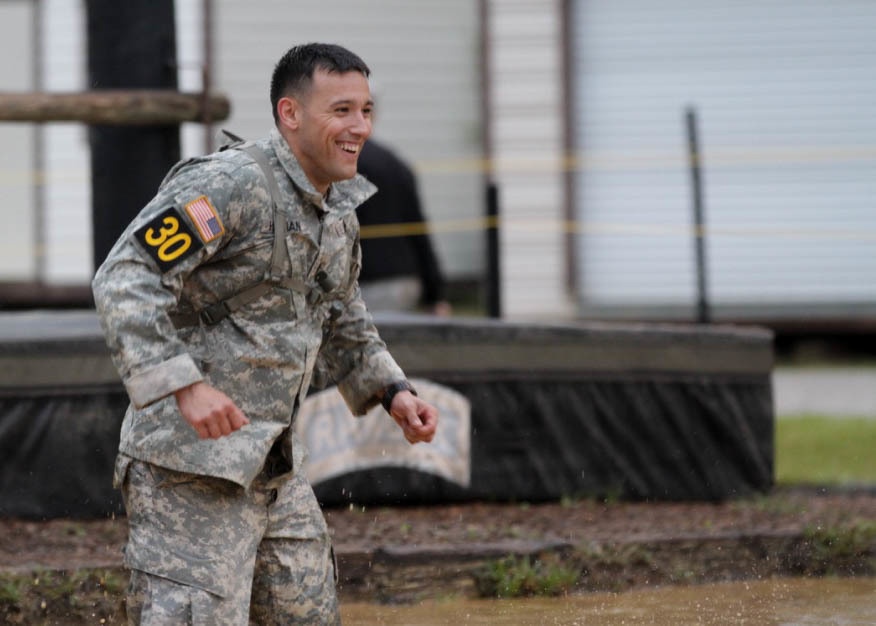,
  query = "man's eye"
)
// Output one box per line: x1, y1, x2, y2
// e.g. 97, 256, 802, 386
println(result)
335, 107, 350, 114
